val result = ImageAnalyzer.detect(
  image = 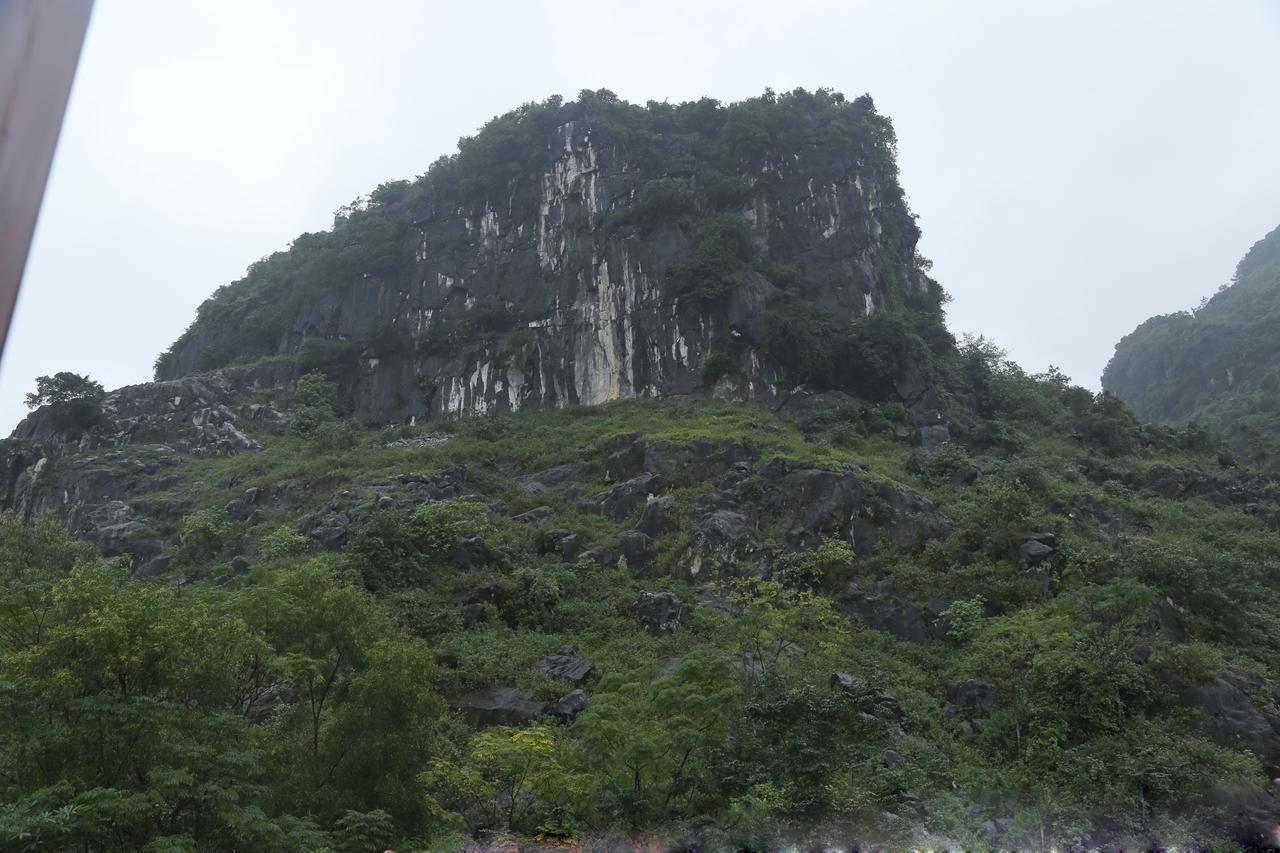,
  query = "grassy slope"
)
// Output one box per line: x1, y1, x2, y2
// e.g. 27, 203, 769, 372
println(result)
105, 377, 1280, 847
